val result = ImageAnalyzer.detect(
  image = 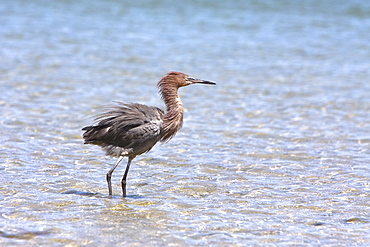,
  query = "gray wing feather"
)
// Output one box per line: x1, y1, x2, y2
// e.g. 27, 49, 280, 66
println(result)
82, 102, 164, 157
